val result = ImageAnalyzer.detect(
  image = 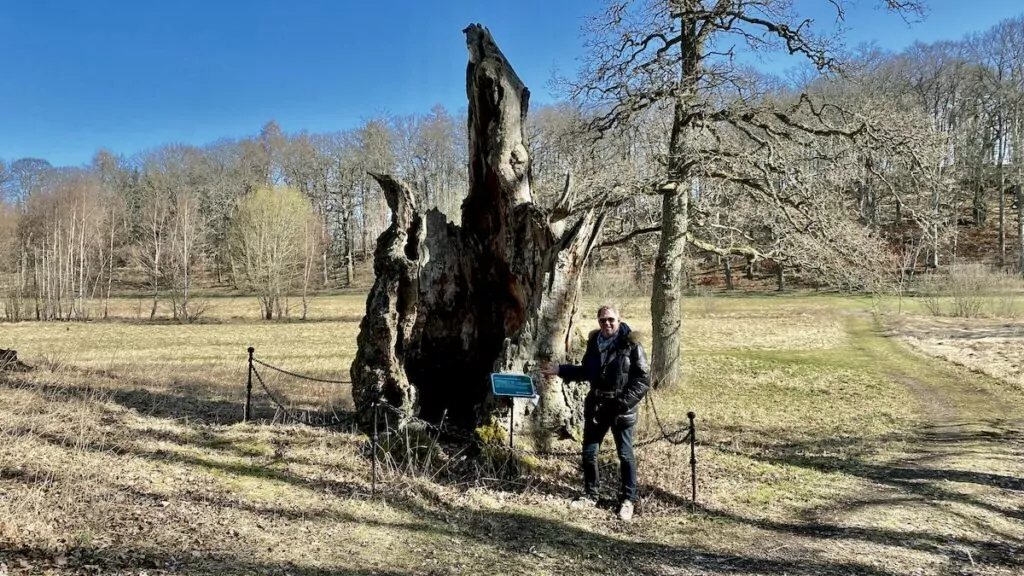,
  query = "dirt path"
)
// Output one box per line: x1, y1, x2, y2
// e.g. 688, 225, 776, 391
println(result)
806, 318, 1024, 575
